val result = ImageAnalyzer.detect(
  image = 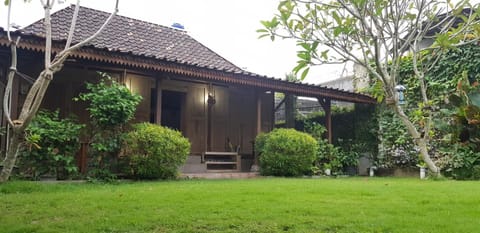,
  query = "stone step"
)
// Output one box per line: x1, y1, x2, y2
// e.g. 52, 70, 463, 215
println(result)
185, 155, 202, 164
180, 163, 207, 173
